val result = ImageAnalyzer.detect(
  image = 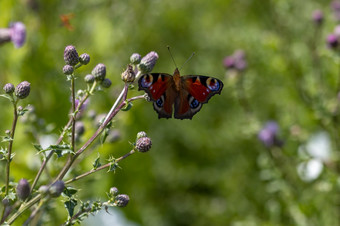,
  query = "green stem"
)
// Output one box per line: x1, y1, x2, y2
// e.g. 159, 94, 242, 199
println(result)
1, 101, 18, 221
65, 150, 135, 185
